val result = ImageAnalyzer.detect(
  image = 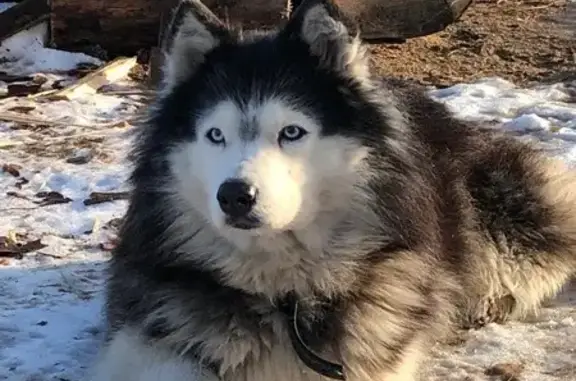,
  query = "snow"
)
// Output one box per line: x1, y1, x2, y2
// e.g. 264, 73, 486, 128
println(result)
0, 28, 575, 381
0, 21, 102, 76
0, 3, 17, 13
